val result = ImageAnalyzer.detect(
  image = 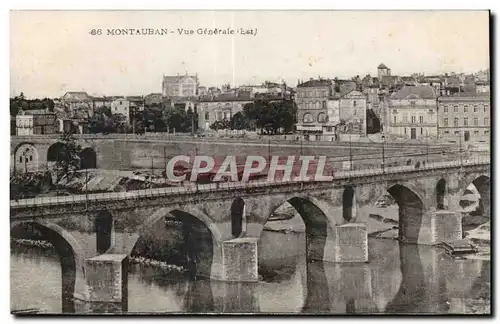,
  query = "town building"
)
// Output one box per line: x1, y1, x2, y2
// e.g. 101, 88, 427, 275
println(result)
61, 91, 92, 111
437, 92, 490, 144
16, 109, 58, 136
111, 98, 131, 122
197, 92, 252, 131
338, 90, 368, 140
294, 78, 334, 140
162, 73, 199, 98
144, 93, 163, 106
377, 63, 391, 79
91, 96, 112, 109
387, 85, 438, 140
127, 96, 145, 112
475, 81, 490, 94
